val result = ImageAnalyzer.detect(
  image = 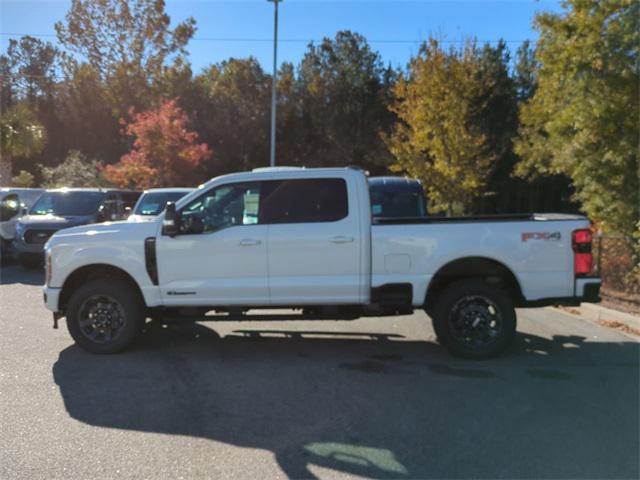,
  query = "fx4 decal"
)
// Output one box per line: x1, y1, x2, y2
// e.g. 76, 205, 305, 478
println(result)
521, 231, 561, 242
